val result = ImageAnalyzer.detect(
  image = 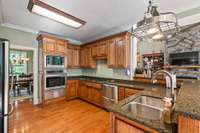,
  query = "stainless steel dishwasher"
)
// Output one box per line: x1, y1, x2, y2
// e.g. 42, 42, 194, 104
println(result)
102, 84, 118, 108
